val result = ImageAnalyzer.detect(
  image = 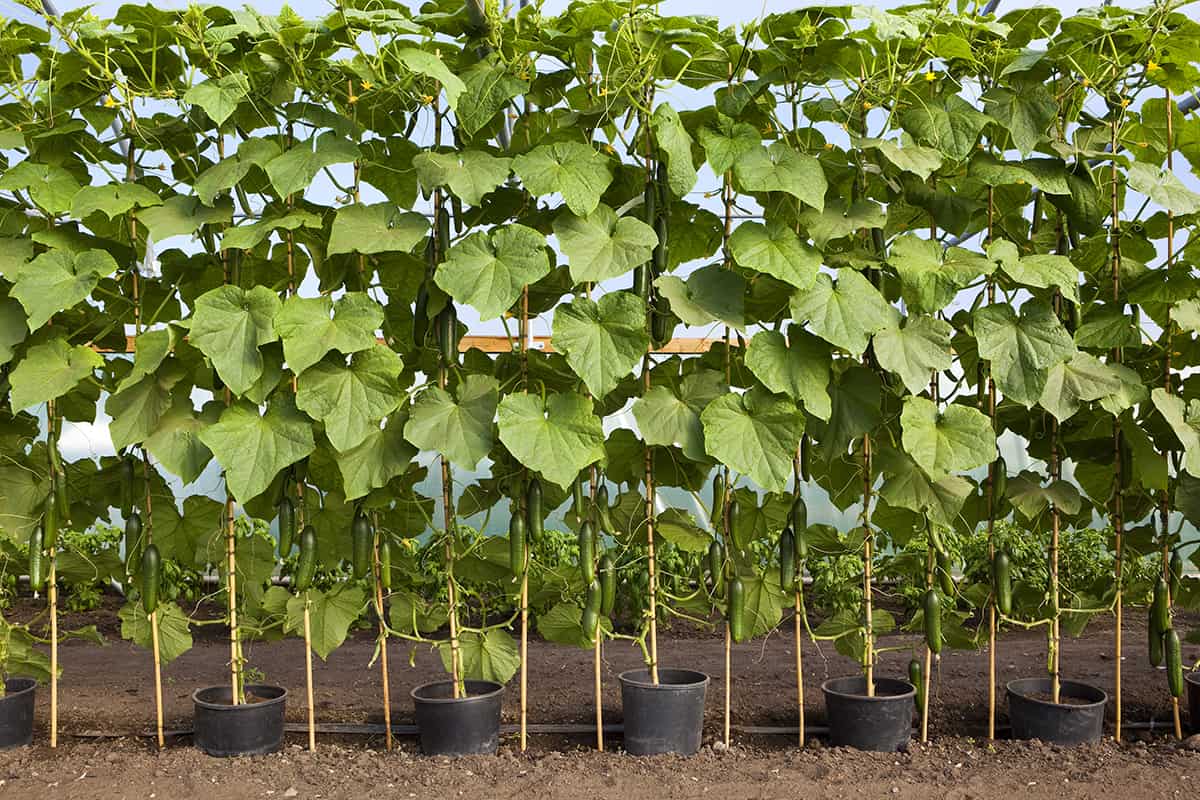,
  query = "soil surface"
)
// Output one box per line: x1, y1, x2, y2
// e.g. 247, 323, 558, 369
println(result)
1, 598, 1198, 799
